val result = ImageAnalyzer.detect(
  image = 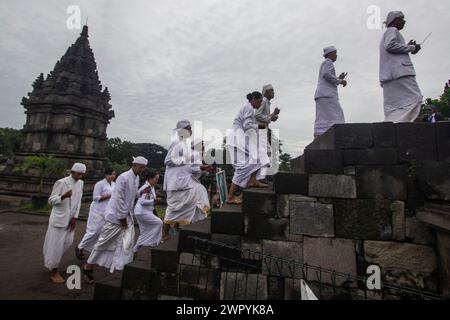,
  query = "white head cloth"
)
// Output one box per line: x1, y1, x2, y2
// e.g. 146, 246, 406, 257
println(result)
174, 120, 191, 131
323, 46, 337, 57
132, 156, 148, 166
262, 84, 274, 96
71, 163, 86, 173
385, 11, 404, 26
